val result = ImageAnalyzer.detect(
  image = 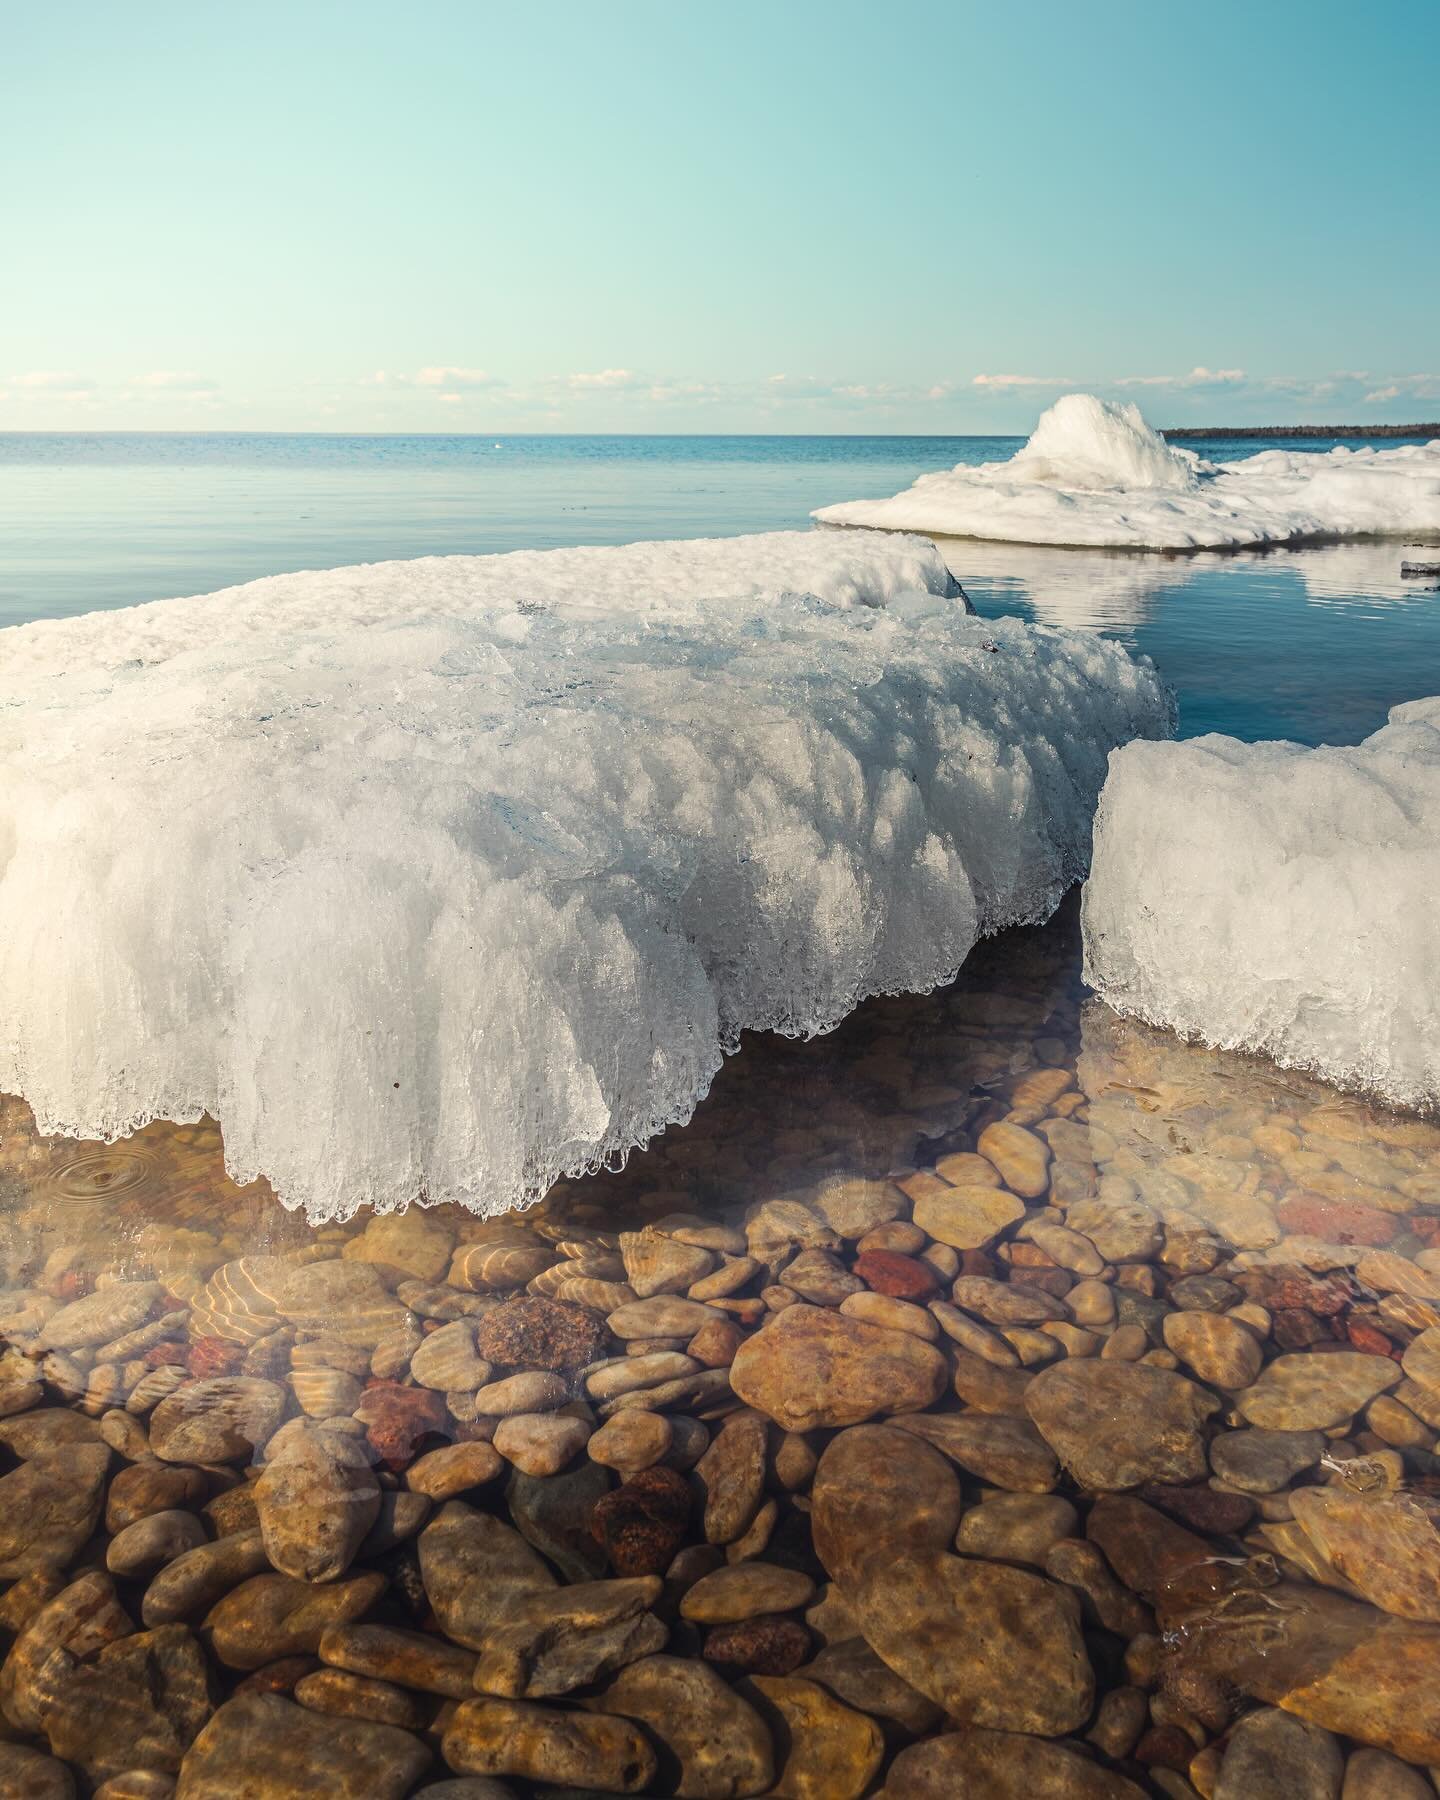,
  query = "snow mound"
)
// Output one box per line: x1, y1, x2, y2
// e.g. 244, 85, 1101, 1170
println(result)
1082, 701, 1440, 1112
1, 530, 1173, 1223
814, 394, 1440, 550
